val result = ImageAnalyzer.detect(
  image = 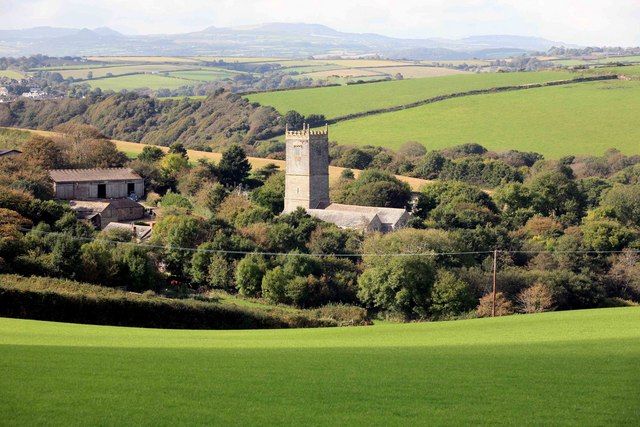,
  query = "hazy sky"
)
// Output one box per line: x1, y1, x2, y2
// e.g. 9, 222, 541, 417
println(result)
1, 0, 639, 46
